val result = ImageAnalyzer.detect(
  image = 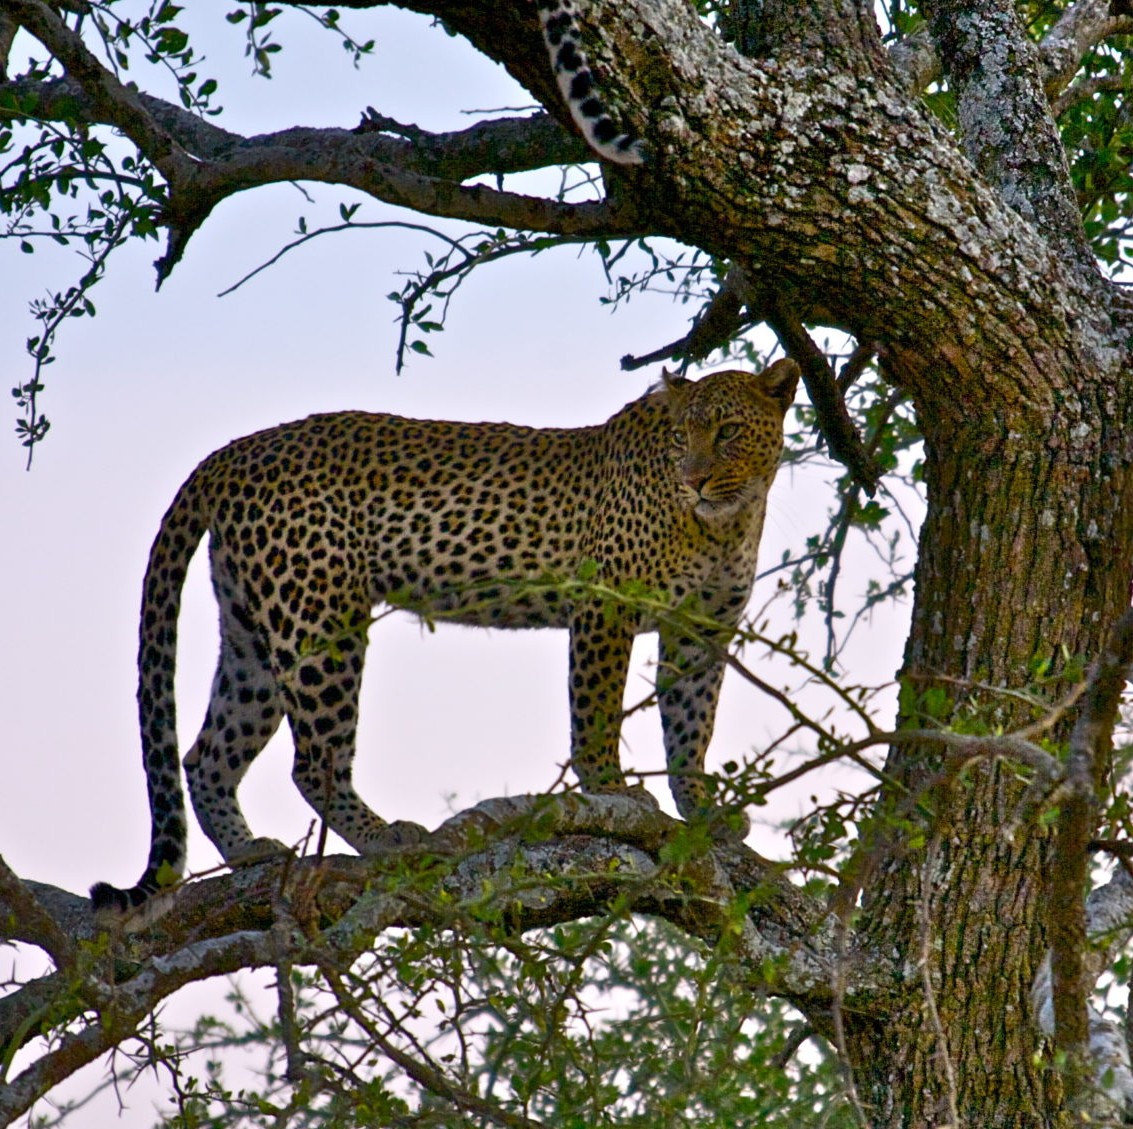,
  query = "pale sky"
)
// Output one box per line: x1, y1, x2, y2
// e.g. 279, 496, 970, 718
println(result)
1, 8, 912, 1122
